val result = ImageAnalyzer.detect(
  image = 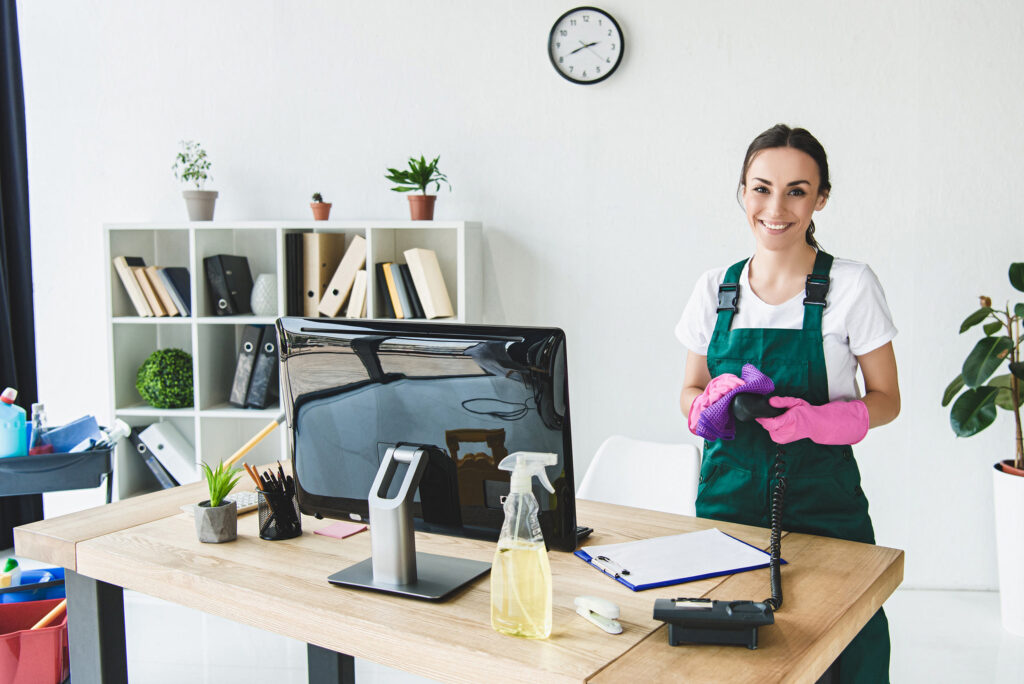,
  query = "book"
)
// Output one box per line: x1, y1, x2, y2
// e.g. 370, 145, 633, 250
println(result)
388, 263, 413, 320
112, 256, 154, 316
345, 270, 368, 318
229, 325, 263, 407
399, 263, 425, 319
403, 248, 454, 319
285, 233, 304, 316
318, 235, 367, 317
158, 267, 191, 316
145, 266, 179, 317
134, 266, 167, 316
382, 261, 405, 318
374, 262, 395, 318
302, 233, 346, 317
245, 325, 279, 409
204, 254, 254, 315
129, 427, 178, 489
